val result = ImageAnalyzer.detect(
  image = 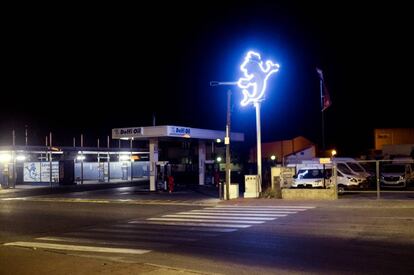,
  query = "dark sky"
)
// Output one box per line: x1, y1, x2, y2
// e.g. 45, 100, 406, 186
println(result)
2, 2, 413, 155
